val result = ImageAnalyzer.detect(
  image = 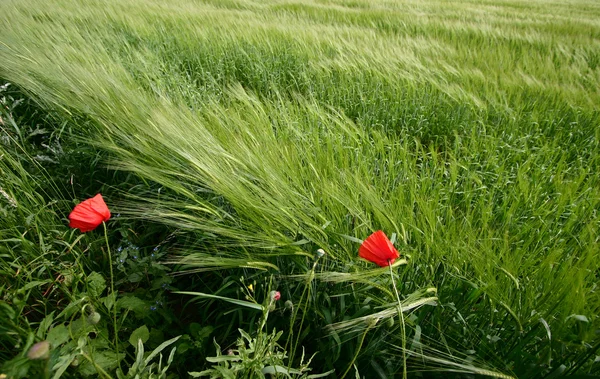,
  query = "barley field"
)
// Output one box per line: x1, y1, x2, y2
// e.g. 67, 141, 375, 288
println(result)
1, 0, 599, 377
